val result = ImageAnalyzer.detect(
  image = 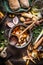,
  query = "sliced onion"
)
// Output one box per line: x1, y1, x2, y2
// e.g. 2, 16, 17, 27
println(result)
13, 16, 19, 25
6, 21, 14, 28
